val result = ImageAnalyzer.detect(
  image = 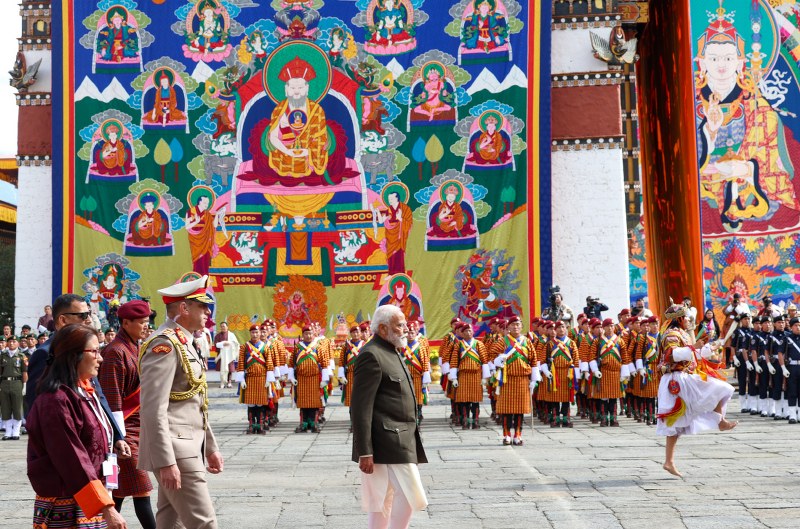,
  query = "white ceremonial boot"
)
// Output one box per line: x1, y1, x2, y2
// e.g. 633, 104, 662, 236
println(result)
760, 398, 769, 417
790, 406, 798, 424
